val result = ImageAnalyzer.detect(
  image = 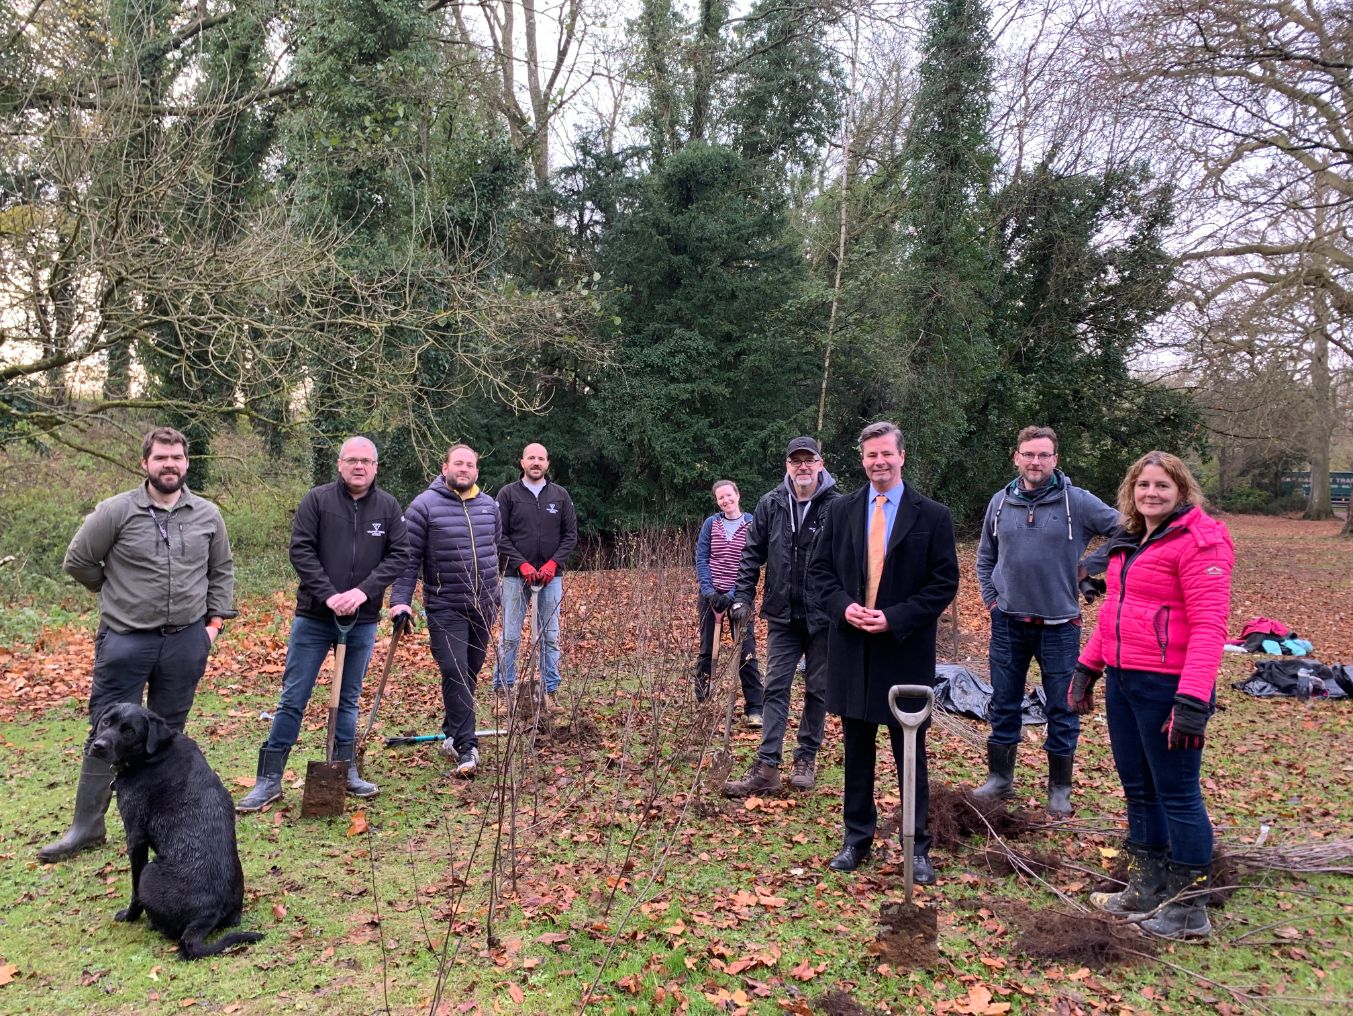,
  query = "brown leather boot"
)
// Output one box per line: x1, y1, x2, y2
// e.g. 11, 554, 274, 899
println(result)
722, 761, 781, 798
